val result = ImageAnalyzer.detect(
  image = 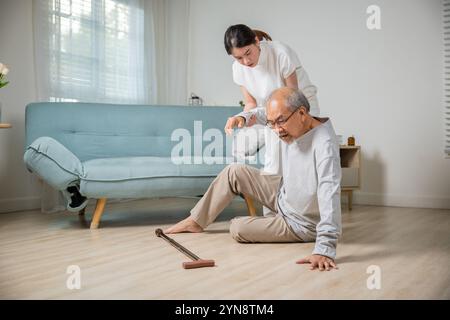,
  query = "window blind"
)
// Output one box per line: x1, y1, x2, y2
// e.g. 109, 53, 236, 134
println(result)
444, 0, 450, 156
